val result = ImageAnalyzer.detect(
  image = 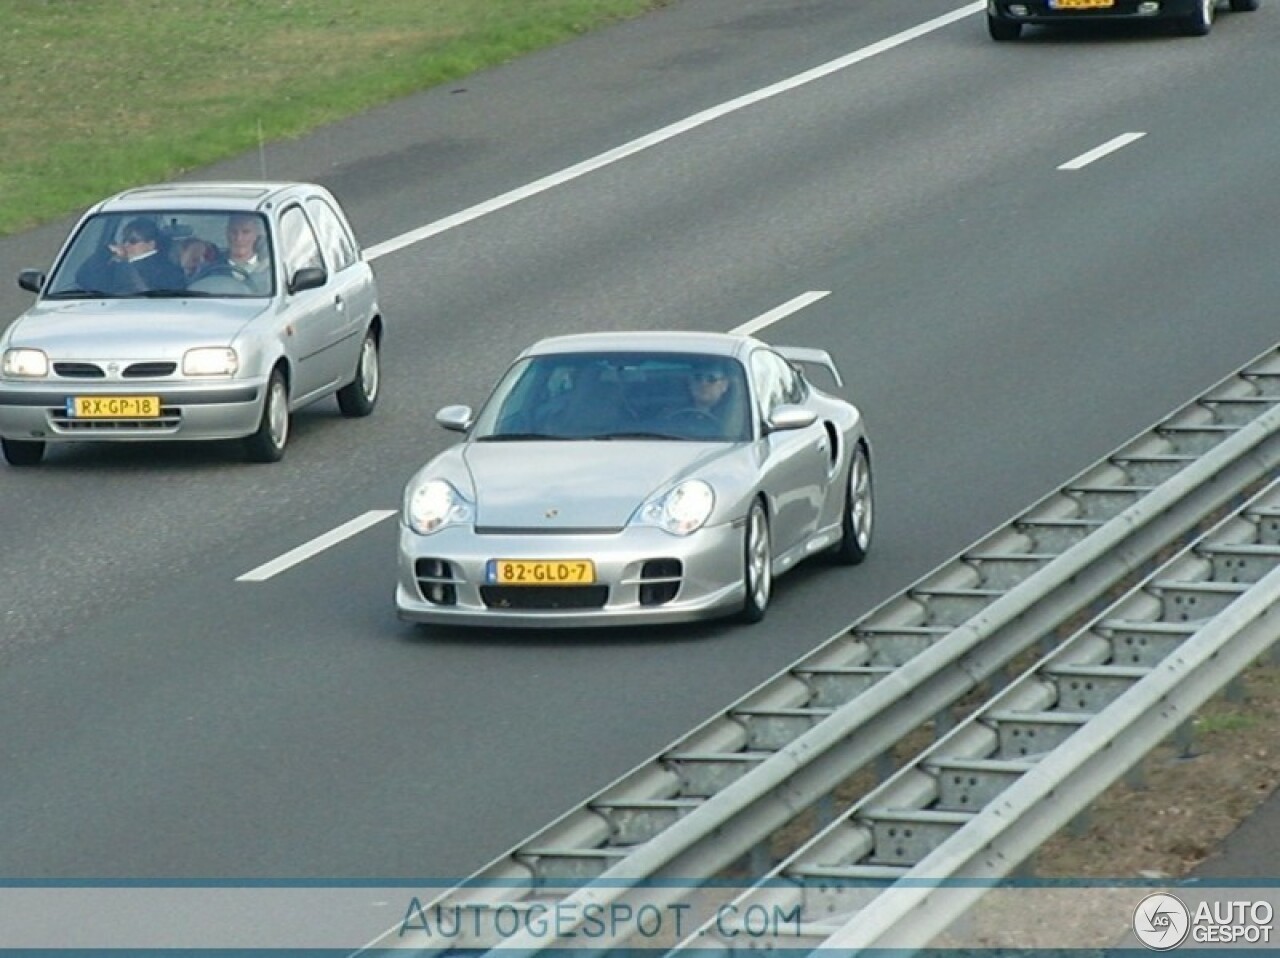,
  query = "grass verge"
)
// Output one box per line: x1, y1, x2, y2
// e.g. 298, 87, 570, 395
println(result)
0, 0, 670, 236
